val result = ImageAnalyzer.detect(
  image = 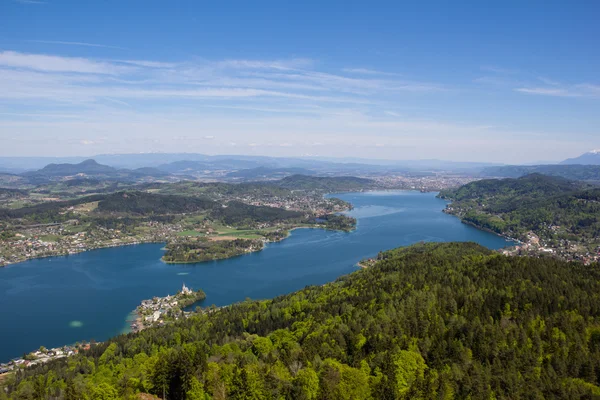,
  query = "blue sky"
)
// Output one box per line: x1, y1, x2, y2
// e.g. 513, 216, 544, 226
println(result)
1, 0, 599, 163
